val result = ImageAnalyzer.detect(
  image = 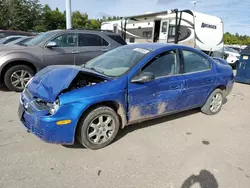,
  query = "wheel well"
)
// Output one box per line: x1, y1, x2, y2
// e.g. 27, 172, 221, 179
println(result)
216, 85, 227, 97
75, 101, 127, 137
0, 61, 36, 84
216, 85, 226, 91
